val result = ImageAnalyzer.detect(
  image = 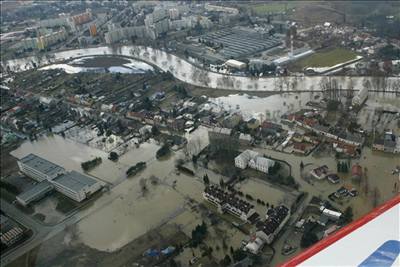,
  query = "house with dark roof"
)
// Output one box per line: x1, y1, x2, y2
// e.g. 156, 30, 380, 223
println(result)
254, 205, 290, 244
203, 185, 259, 223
